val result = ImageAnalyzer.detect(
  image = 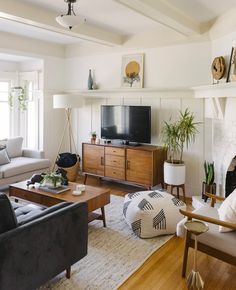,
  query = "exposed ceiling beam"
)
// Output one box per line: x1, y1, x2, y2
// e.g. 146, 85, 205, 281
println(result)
0, 0, 123, 46
115, 0, 202, 36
